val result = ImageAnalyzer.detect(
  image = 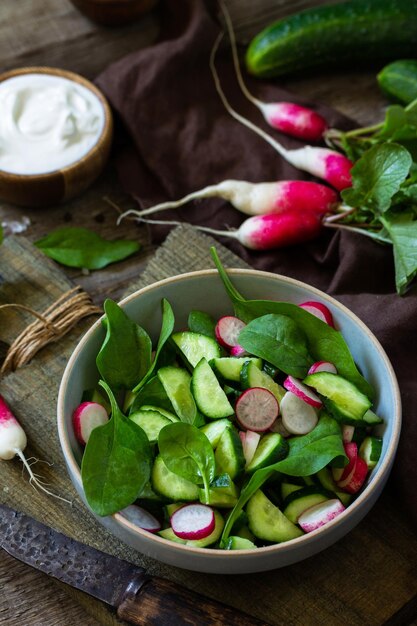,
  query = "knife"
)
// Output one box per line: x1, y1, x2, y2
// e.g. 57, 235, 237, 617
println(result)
0, 503, 270, 626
